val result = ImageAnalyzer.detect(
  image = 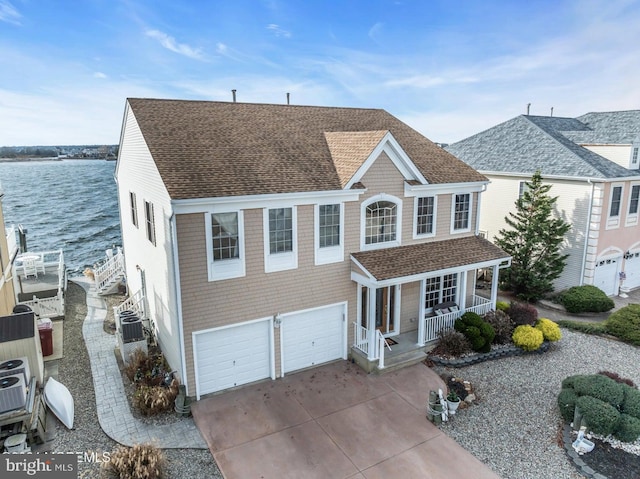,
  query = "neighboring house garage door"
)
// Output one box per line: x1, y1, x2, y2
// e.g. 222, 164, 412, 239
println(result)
624, 252, 640, 290
281, 303, 346, 374
594, 257, 620, 296
194, 319, 272, 397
